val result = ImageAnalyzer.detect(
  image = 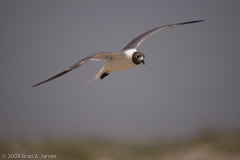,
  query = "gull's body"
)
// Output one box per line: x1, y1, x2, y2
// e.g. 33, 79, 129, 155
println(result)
32, 20, 203, 87
87, 49, 139, 82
